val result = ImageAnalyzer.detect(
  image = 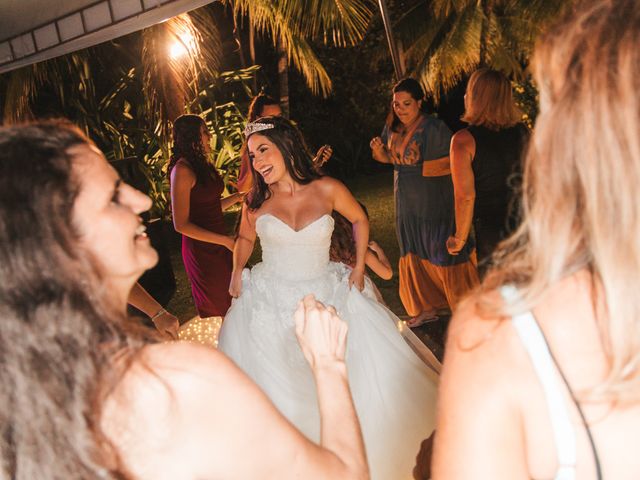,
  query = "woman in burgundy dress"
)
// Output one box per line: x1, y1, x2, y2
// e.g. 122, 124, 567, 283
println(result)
169, 115, 243, 318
